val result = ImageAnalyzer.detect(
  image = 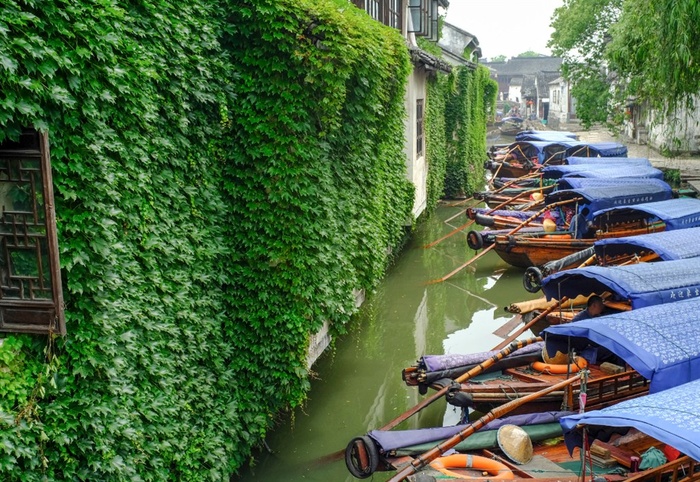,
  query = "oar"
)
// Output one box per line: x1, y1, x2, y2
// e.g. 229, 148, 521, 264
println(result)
378, 336, 543, 431
427, 186, 545, 249
386, 373, 583, 482
492, 296, 569, 350
428, 197, 584, 283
